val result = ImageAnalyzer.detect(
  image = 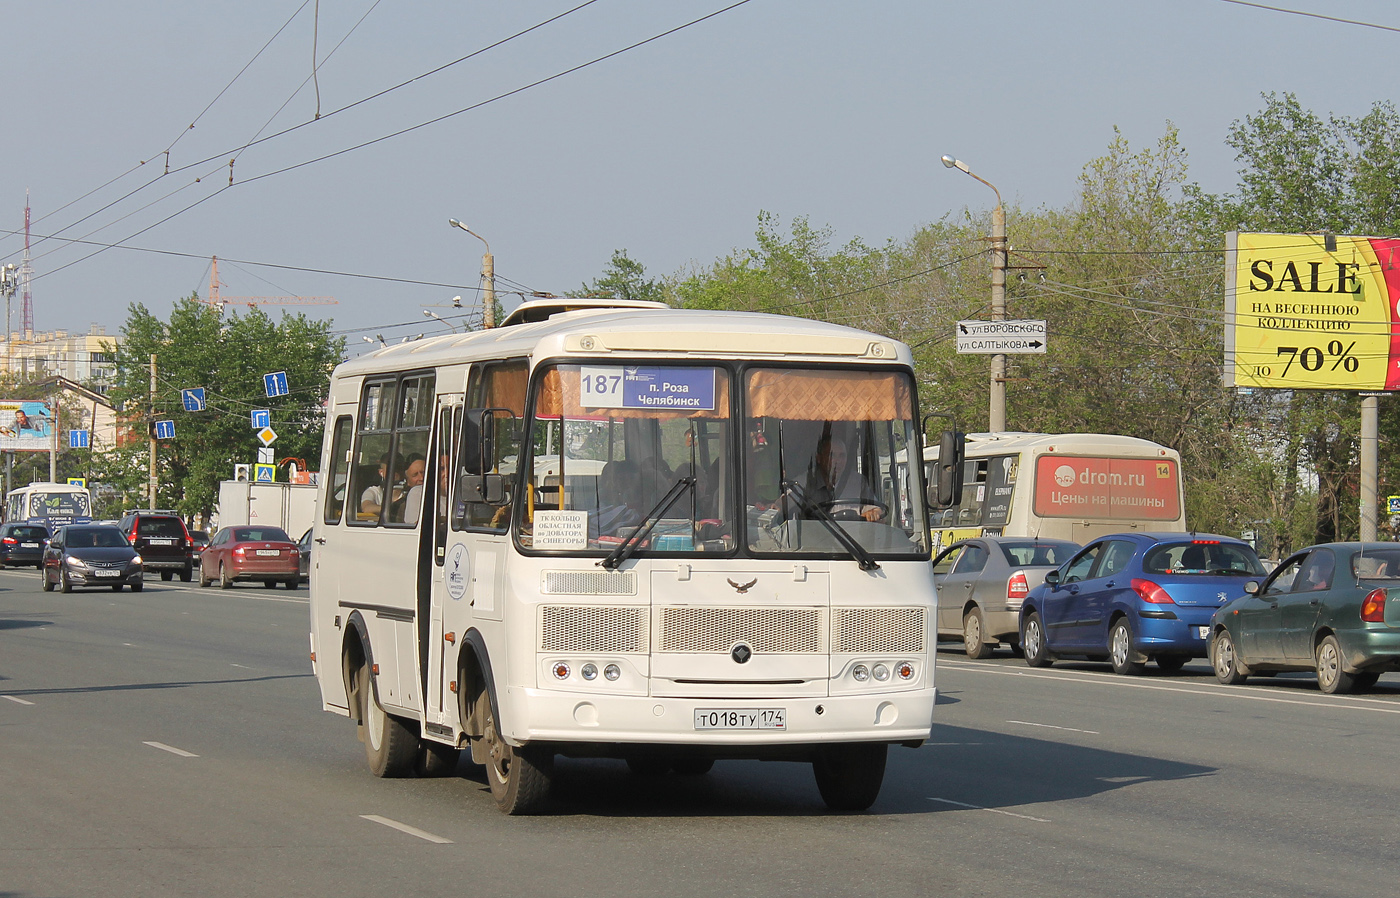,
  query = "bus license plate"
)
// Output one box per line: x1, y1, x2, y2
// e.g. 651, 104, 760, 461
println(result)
256, 549, 280, 556
92, 569, 120, 578
694, 708, 785, 730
